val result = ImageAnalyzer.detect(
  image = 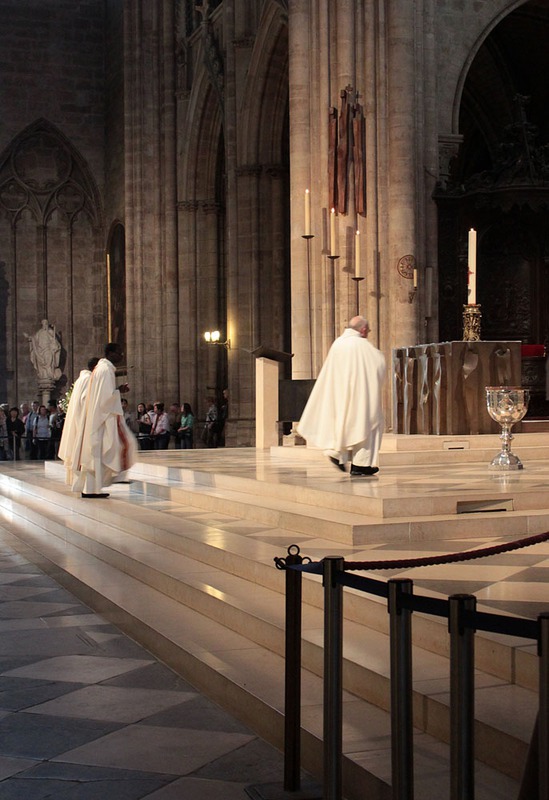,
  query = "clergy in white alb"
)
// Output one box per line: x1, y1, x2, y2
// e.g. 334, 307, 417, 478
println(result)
297, 316, 386, 475
72, 343, 137, 497
58, 357, 99, 485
